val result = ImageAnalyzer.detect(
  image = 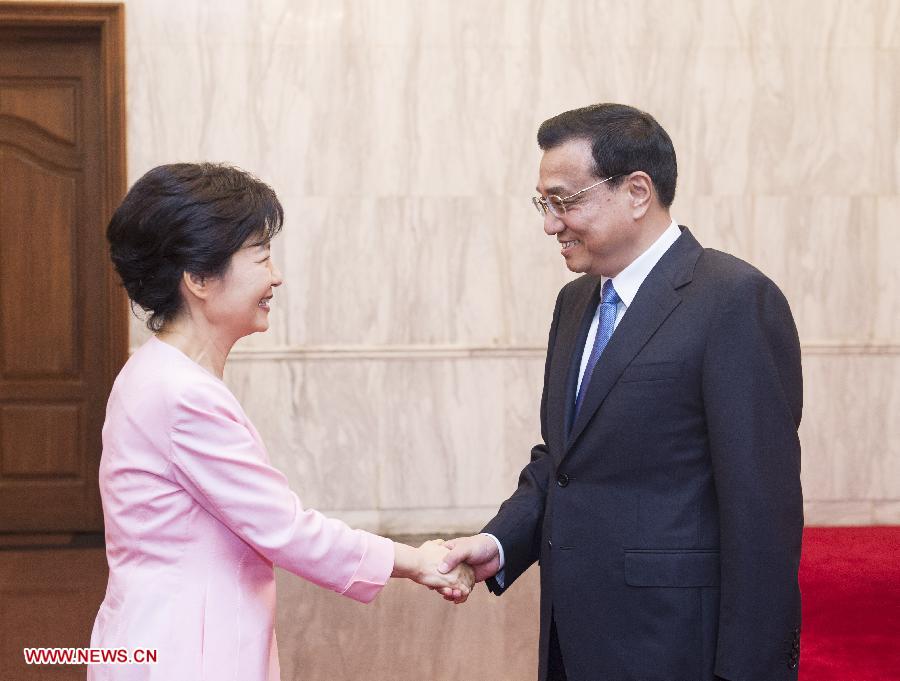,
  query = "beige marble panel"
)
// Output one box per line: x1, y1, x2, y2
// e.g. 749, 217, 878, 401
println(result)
222, 350, 900, 527
224, 350, 900, 530
881, 1, 900, 47
120, 0, 883, 51
751, 196, 893, 343
320, 507, 509, 536
876, 49, 900, 192
630, 0, 878, 49
800, 354, 900, 501
274, 195, 569, 349
224, 359, 384, 512
803, 501, 879, 526
126, 43, 257, 175
668, 196, 900, 345
121, 37, 522, 199
236, 0, 880, 50
671, 197, 757, 260
126, 193, 897, 352
223, 356, 544, 526
743, 48, 879, 196
247, 44, 540, 198
372, 357, 544, 512
122, 6, 887, 200
805, 500, 900, 525
873, 500, 900, 524
275, 562, 540, 681
320, 46, 869, 199
875, 198, 900, 338
624, 43, 884, 197
124, 0, 254, 46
